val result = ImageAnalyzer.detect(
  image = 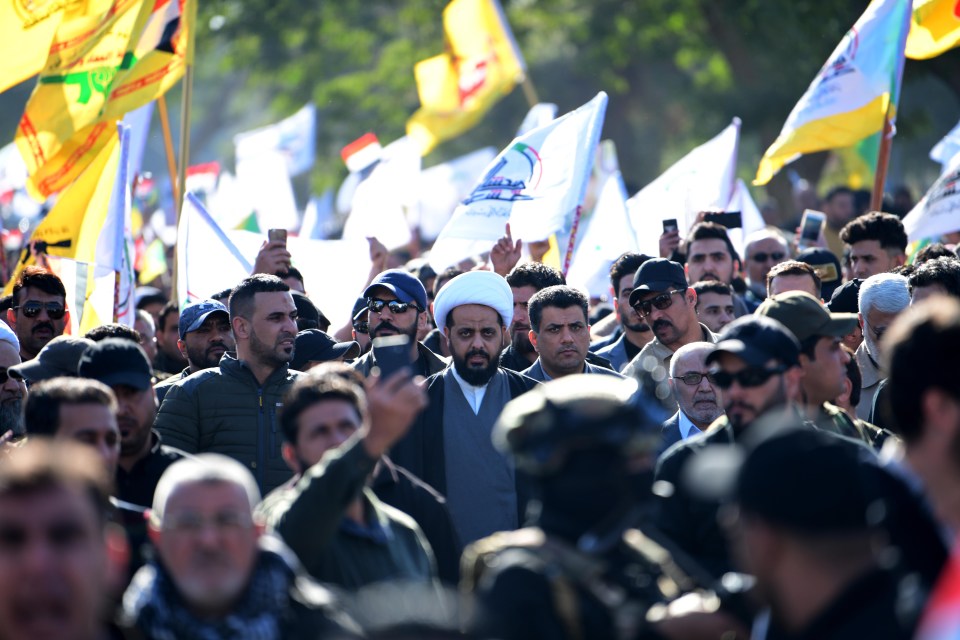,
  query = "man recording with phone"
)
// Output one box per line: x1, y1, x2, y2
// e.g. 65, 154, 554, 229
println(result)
351, 270, 447, 379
